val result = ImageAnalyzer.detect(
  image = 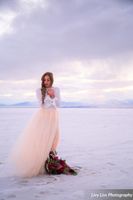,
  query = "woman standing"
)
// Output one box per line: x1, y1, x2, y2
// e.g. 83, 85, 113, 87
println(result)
10, 72, 61, 177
